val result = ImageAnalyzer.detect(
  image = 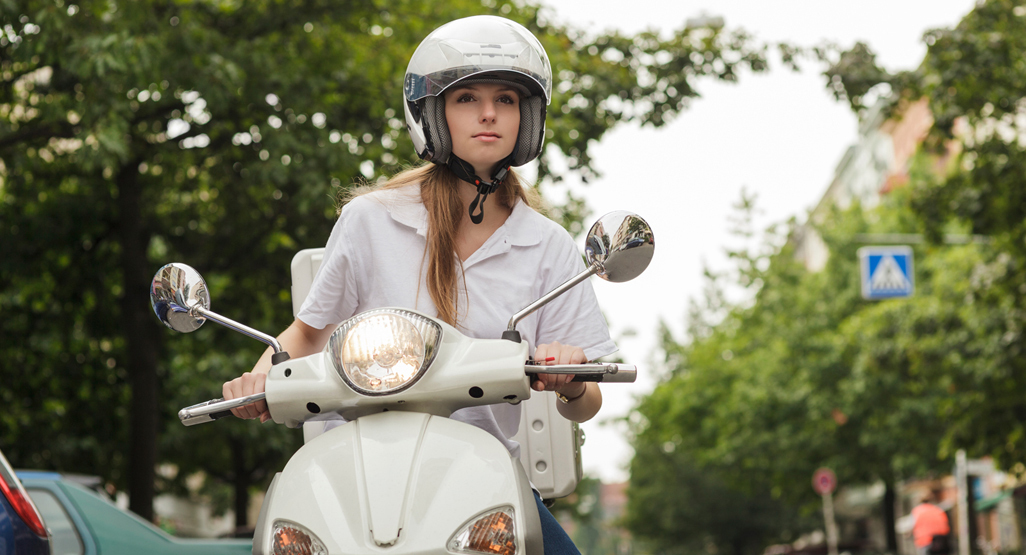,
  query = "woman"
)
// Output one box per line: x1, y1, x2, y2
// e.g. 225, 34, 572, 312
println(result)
224, 15, 616, 554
